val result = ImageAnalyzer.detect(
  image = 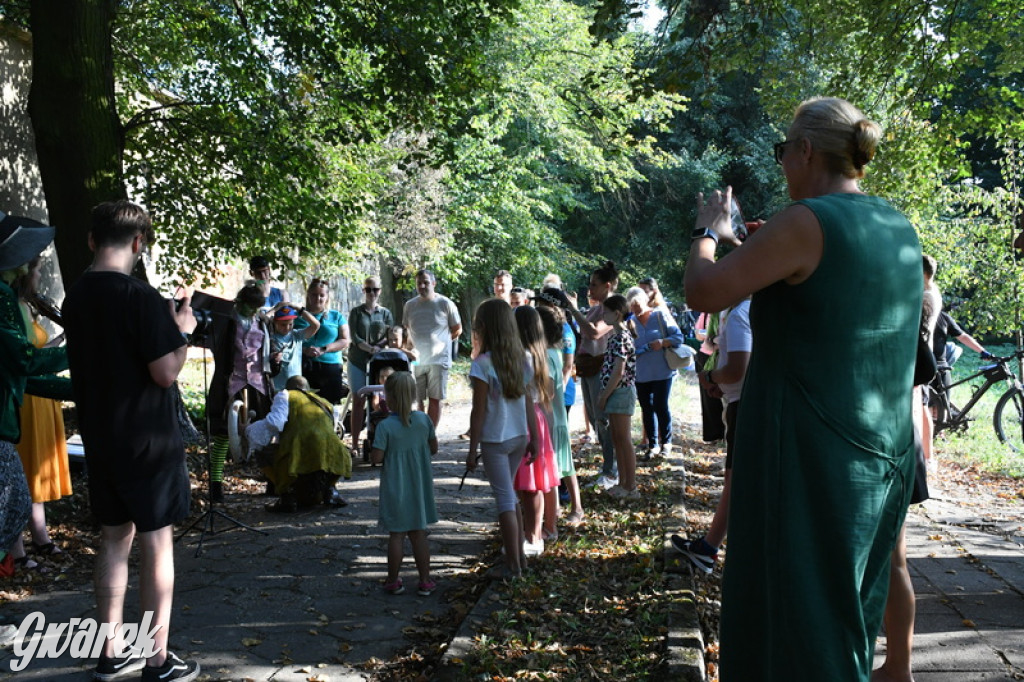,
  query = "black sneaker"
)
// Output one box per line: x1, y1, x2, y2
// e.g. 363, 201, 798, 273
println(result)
670, 534, 718, 574
93, 652, 146, 680
140, 652, 199, 682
